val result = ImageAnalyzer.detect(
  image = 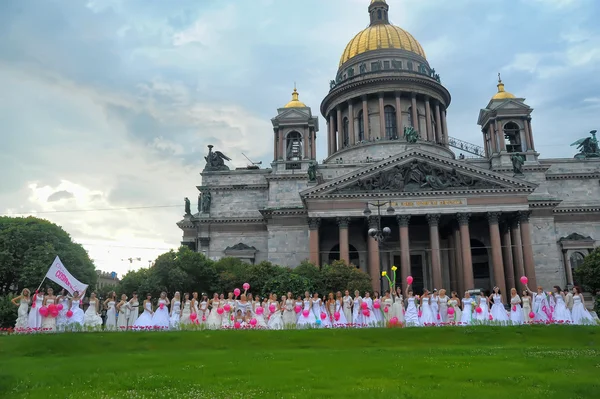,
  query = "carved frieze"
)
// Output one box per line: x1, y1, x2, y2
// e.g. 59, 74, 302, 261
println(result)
334, 160, 502, 193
